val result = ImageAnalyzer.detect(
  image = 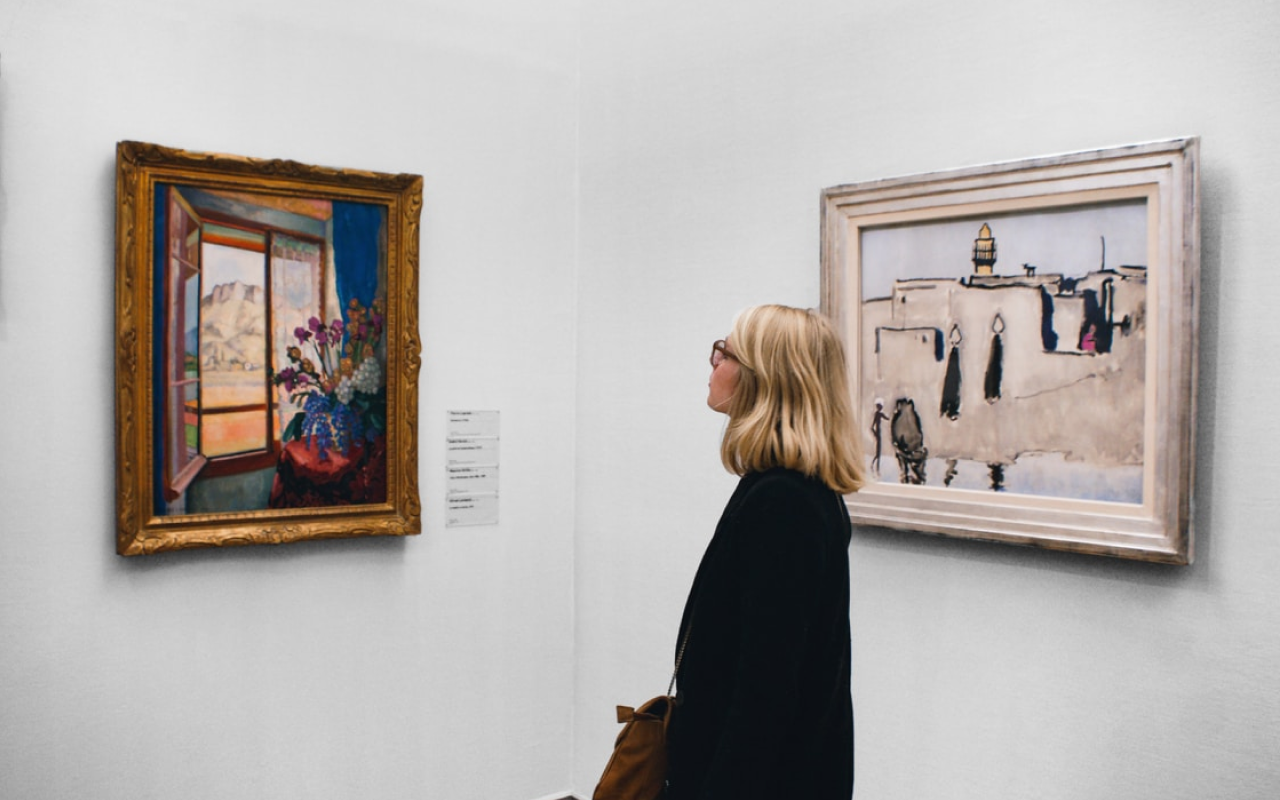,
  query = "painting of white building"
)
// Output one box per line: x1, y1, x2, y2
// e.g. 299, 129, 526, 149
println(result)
860, 202, 1148, 503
